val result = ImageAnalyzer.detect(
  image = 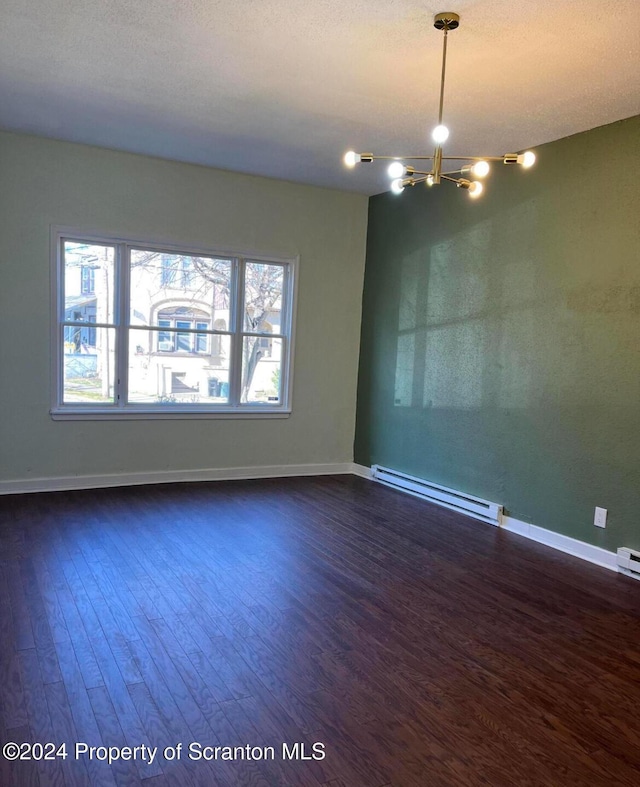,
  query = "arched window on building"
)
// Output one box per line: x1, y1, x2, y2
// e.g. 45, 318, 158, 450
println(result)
155, 306, 210, 353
